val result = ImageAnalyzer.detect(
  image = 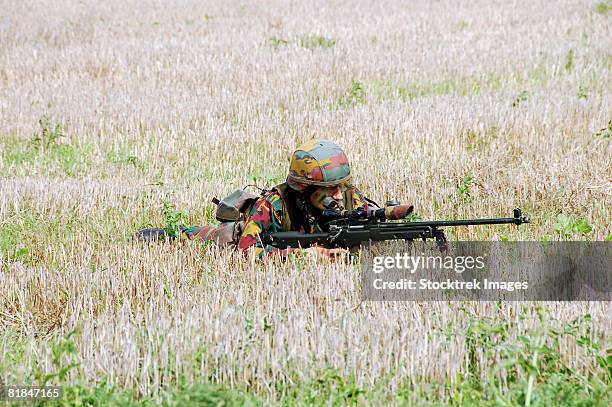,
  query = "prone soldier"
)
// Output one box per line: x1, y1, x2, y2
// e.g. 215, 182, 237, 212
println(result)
185, 139, 385, 260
